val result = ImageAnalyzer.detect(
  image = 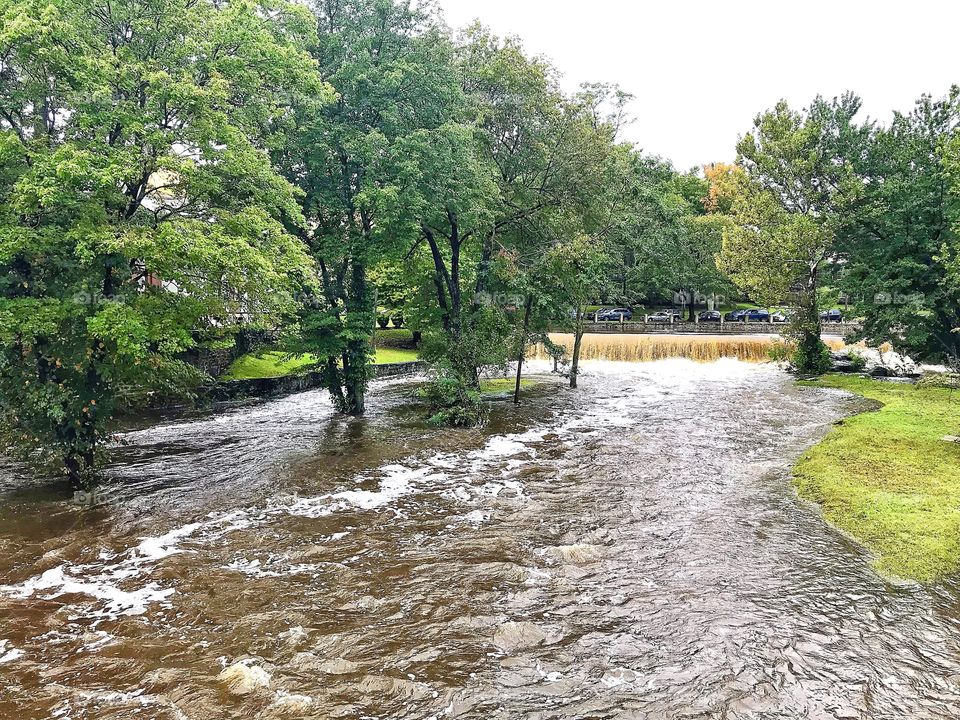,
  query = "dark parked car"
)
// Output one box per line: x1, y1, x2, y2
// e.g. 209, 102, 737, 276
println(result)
724, 309, 747, 322
820, 309, 843, 323
596, 307, 633, 321
698, 310, 722, 323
